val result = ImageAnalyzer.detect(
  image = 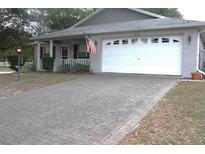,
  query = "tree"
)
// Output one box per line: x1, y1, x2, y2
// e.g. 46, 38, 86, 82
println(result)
31, 8, 93, 34
0, 8, 32, 55
0, 8, 30, 30
0, 8, 93, 61
144, 8, 183, 18
27, 8, 51, 36
46, 8, 92, 31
